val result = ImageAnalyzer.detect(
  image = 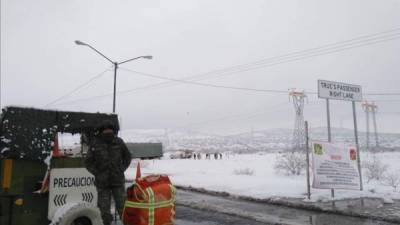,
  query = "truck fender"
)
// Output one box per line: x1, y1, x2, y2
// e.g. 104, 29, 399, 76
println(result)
50, 203, 103, 225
